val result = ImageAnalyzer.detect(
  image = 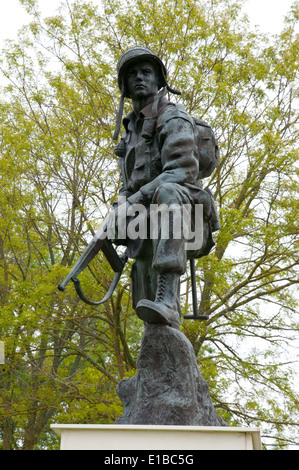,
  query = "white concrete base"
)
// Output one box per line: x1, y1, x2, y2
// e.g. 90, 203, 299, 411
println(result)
51, 424, 262, 450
